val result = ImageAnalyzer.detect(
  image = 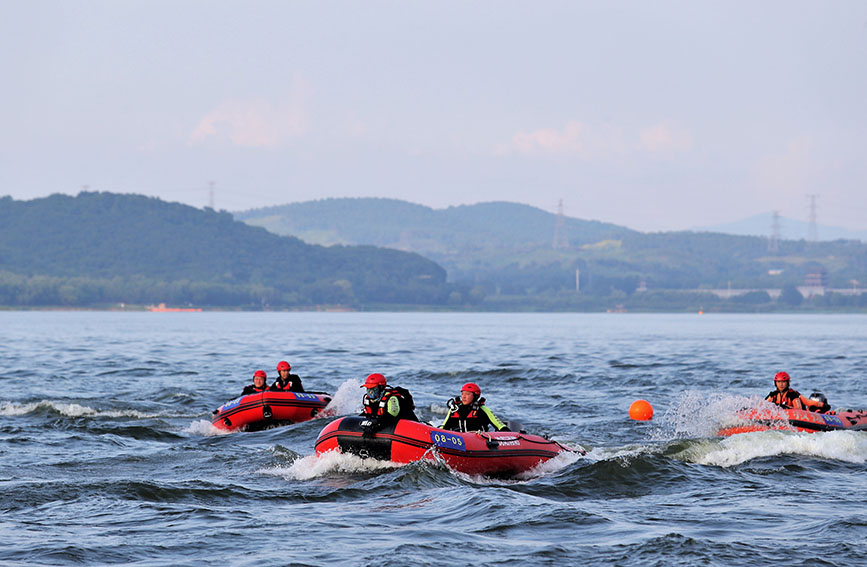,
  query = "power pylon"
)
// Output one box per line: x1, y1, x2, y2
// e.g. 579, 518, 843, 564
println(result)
807, 194, 818, 243
768, 210, 780, 254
